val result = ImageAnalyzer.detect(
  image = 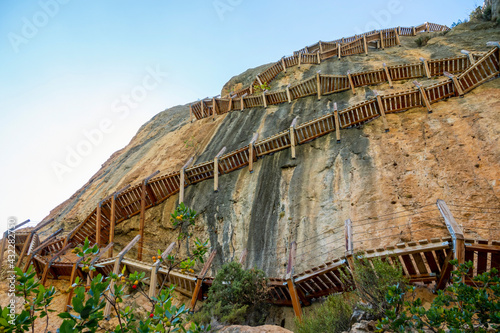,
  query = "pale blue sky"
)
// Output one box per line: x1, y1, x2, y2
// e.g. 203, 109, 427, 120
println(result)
0, 0, 481, 232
